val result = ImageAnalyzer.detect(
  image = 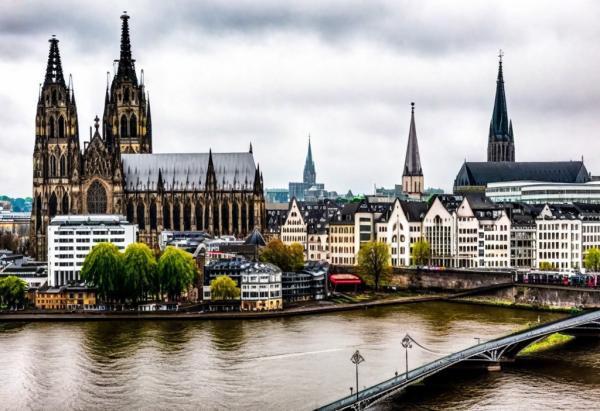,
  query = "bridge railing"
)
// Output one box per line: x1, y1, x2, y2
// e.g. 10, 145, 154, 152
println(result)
317, 309, 600, 411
